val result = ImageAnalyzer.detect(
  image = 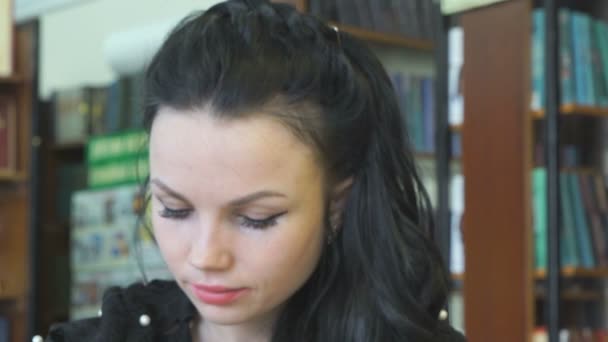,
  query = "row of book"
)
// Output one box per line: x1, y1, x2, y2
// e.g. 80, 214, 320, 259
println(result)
309, 0, 436, 40
532, 167, 608, 270
531, 9, 608, 110
53, 73, 145, 145
533, 327, 608, 342
0, 316, 7, 342
389, 72, 436, 154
